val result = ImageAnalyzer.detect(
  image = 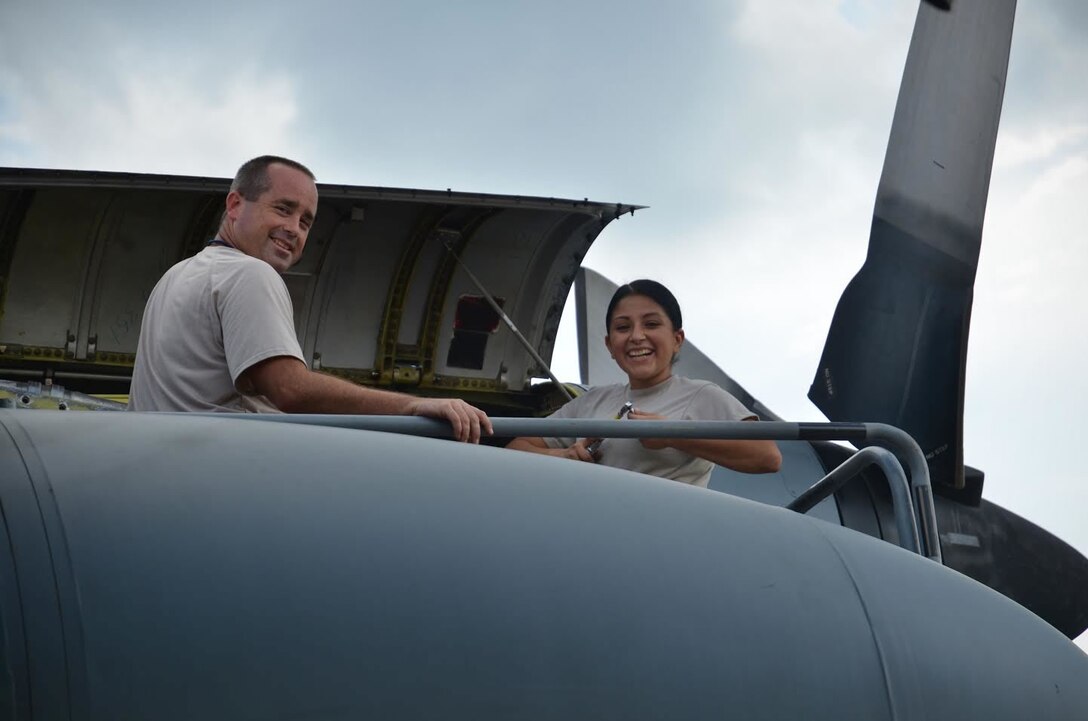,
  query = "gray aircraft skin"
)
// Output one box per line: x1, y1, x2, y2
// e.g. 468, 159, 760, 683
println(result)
1, 0, 1088, 719
3, 411, 1087, 720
